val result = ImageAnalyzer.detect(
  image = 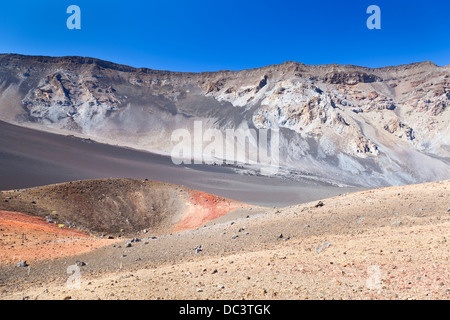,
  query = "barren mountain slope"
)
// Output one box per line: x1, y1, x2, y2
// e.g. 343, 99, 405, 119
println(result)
0, 54, 449, 186
0, 119, 361, 207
